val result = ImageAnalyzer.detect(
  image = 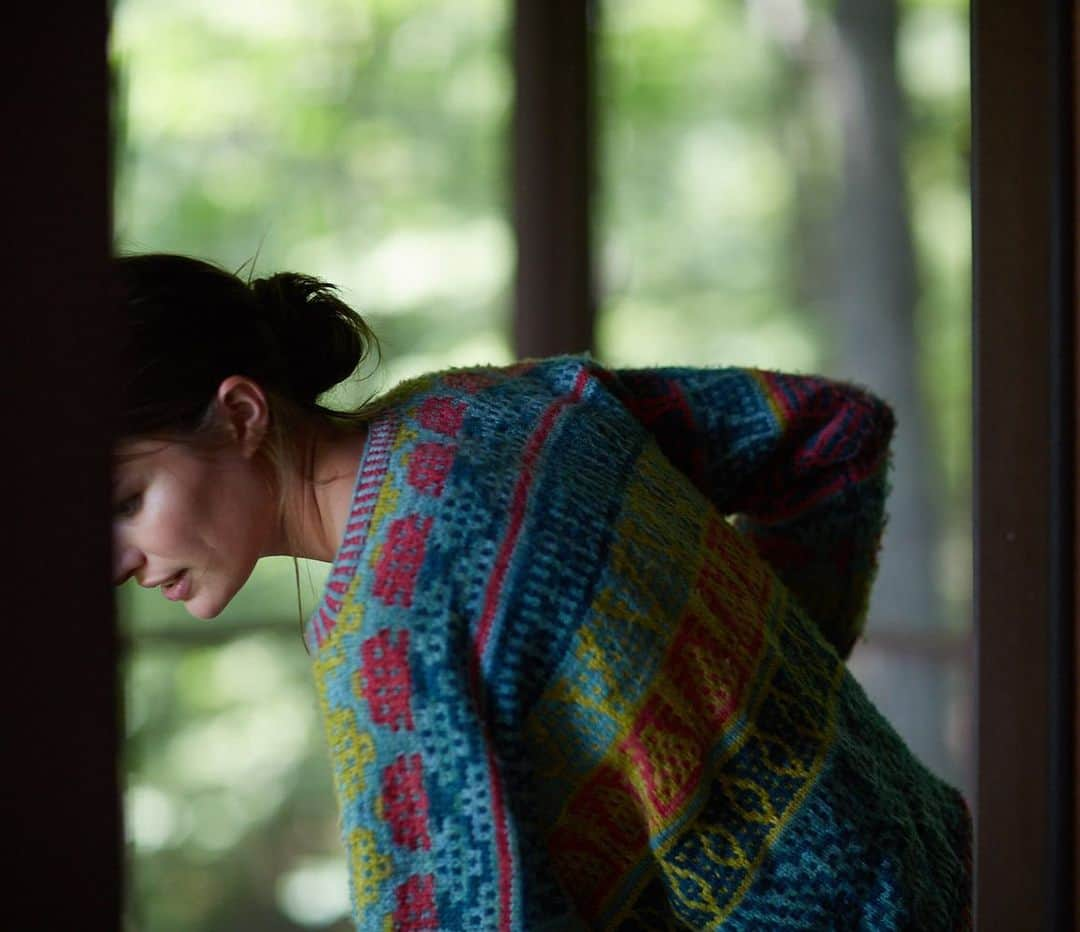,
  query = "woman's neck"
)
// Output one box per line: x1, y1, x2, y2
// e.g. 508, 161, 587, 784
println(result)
273, 424, 368, 562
